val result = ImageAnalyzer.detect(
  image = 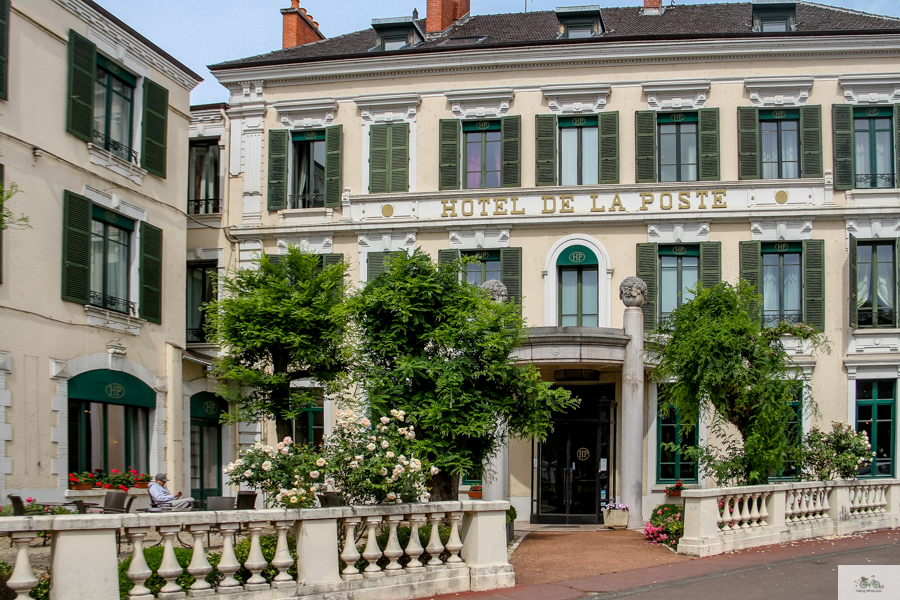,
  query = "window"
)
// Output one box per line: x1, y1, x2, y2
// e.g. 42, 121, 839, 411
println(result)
854, 108, 894, 188
659, 246, 699, 320
382, 36, 407, 51
753, 8, 794, 32
856, 379, 895, 478
93, 56, 136, 162
90, 208, 133, 315
464, 121, 501, 189
291, 132, 326, 208
760, 18, 788, 32
658, 113, 697, 182
557, 245, 599, 327
760, 110, 800, 179
657, 397, 698, 484
188, 141, 220, 214
762, 242, 802, 327
856, 241, 895, 328
266, 127, 342, 210
565, 24, 594, 38
68, 400, 149, 475
462, 250, 501, 286
559, 116, 598, 186
186, 263, 216, 343
292, 397, 325, 447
